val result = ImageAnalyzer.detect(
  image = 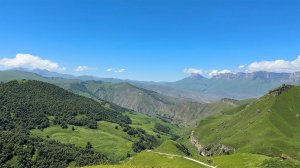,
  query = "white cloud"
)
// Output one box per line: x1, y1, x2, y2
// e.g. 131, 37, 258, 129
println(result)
115, 68, 126, 73
106, 68, 113, 72
208, 69, 232, 77
0, 53, 65, 71
183, 68, 203, 75
74, 66, 92, 72
183, 55, 300, 78
106, 68, 126, 73
247, 56, 300, 73
238, 64, 246, 69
